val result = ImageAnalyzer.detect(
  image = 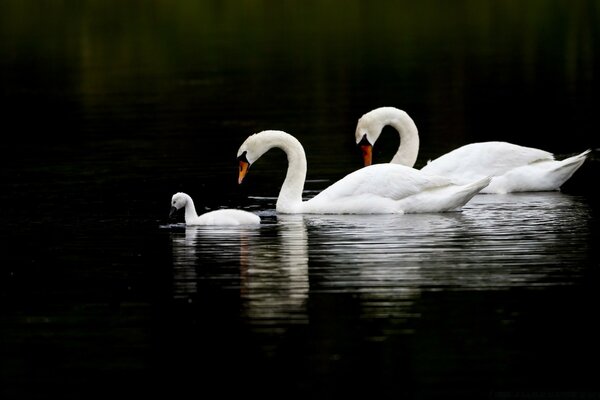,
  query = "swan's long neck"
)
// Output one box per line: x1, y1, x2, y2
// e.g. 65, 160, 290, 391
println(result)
256, 131, 307, 213
182, 194, 199, 223
386, 111, 420, 167
277, 134, 307, 213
